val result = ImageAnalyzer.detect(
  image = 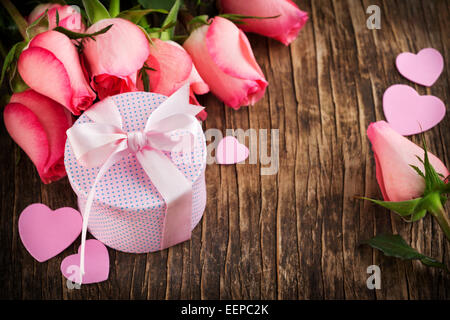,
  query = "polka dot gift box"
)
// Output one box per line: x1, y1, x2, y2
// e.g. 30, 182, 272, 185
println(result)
64, 85, 207, 254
